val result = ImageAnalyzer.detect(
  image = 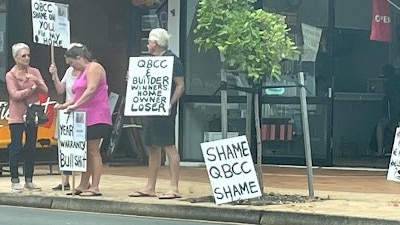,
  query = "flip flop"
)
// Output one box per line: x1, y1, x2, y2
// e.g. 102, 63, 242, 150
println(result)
79, 190, 102, 197
66, 190, 83, 196
158, 193, 182, 200
128, 191, 156, 197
